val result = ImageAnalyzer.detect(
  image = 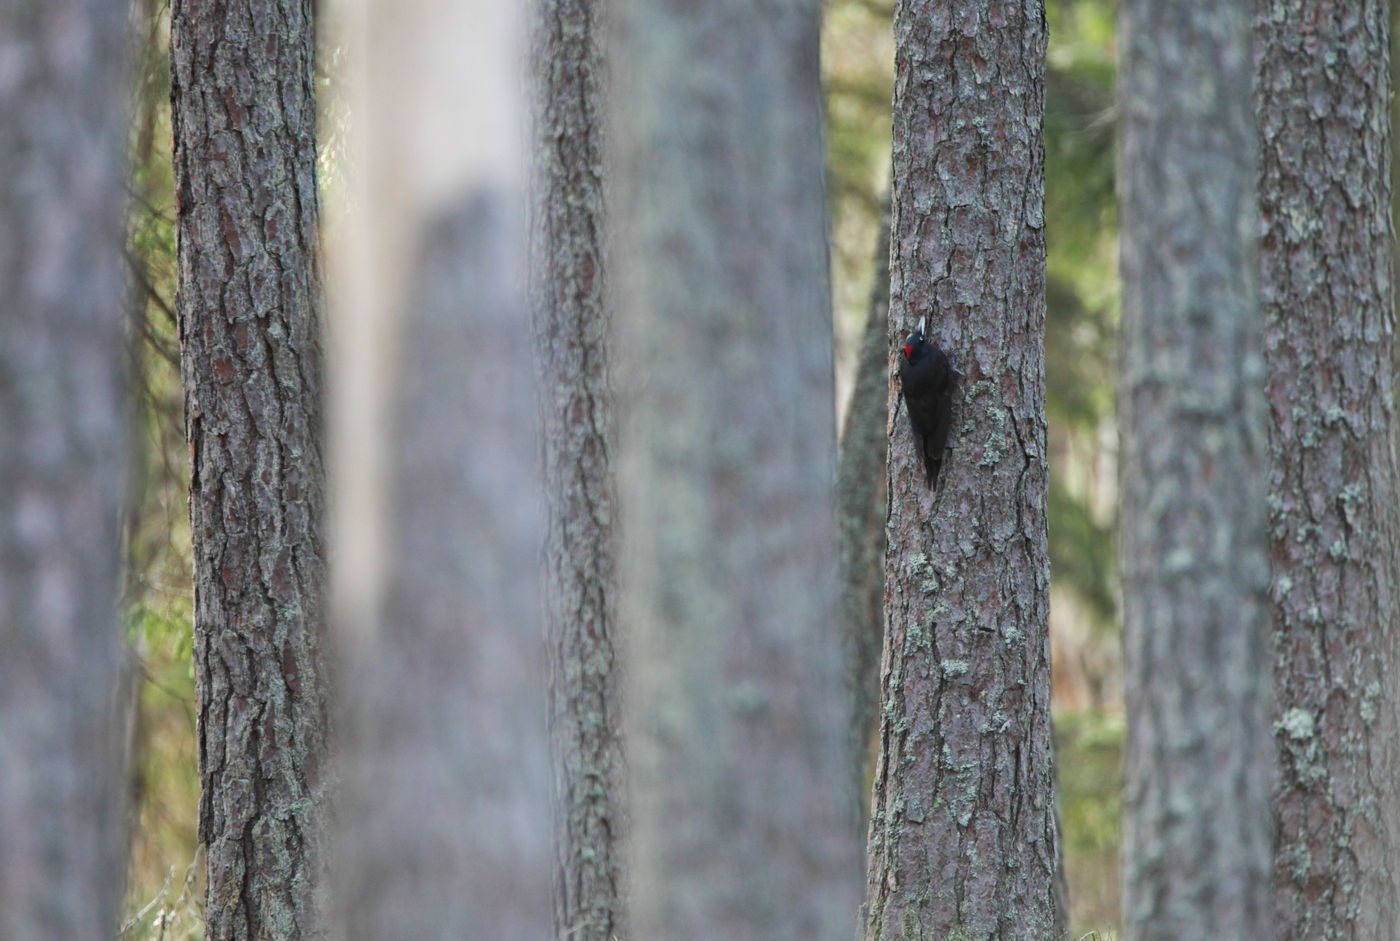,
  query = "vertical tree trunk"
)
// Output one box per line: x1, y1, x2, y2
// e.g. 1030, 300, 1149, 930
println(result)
609, 1, 864, 937
839, 194, 892, 821
169, 3, 331, 936
860, 3, 1064, 938
1118, 1, 1273, 938
529, 2, 626, 939
0, 3, 129, 936
1257, 2, 1400, 937
331, 2, 552, 937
